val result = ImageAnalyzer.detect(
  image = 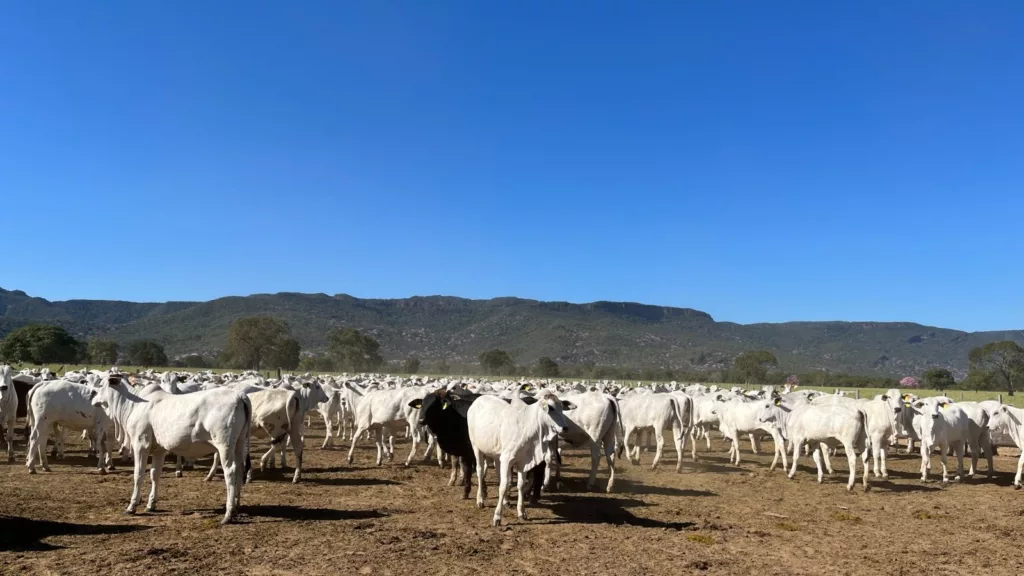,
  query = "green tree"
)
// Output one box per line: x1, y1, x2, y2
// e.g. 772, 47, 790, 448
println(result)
180, 354, 211, 368
126, 340, 168, 367
733, 350, 779, 384
479, 348, 515, 375
535, 356, 559, 378
267, 337, 301, 371
327, 328, 384, 372
0, 325, 81, 364
969, 341, 1024, 396
921, 368, 956, 390
402, 357, 421, 374
433, 359, 451, 375
226, 316, 292, 371
298, 355, 335, 372
88, 339, 119, 365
